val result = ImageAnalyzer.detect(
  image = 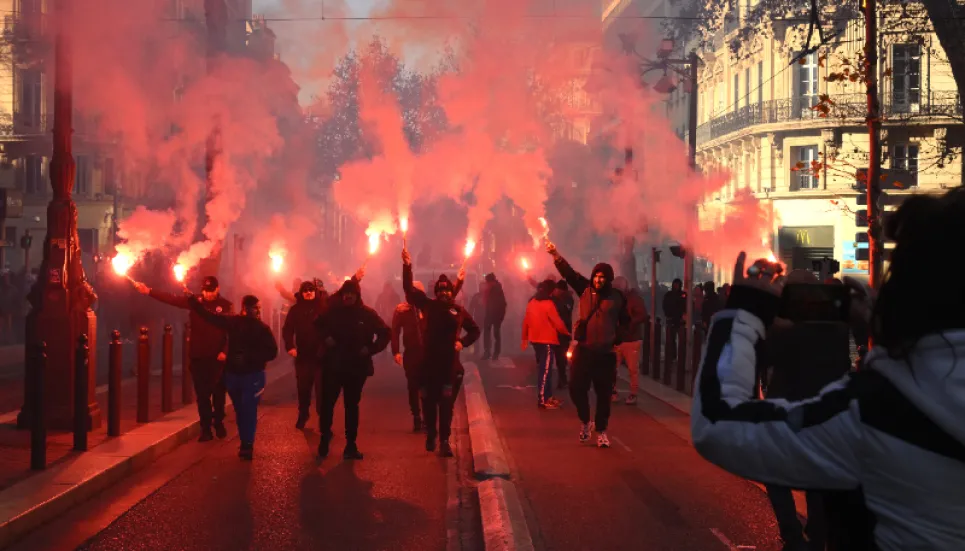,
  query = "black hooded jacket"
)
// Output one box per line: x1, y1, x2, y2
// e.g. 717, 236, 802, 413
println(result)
403, 262, 481, 382
554, 258, 629, 351
314, 278, 390, 377
482, 278, 508, 322
190, 298, 278, 374
282, 291, 326, 364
